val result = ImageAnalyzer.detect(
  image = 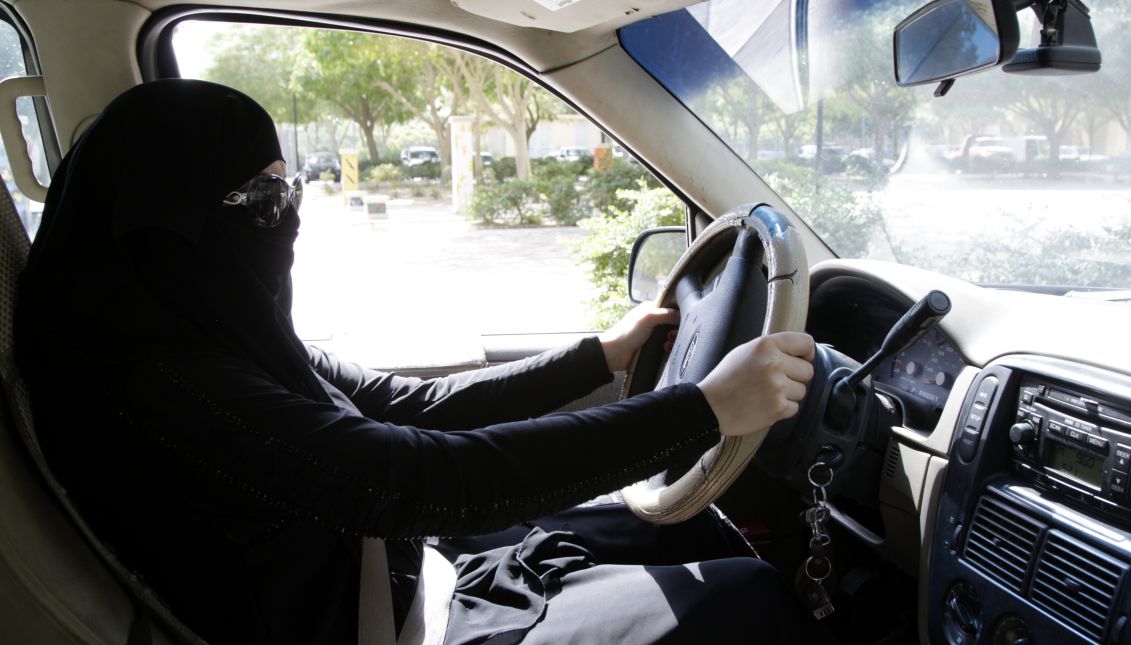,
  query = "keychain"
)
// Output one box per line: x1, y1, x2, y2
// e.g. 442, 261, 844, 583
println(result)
796, 461, 836, 620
